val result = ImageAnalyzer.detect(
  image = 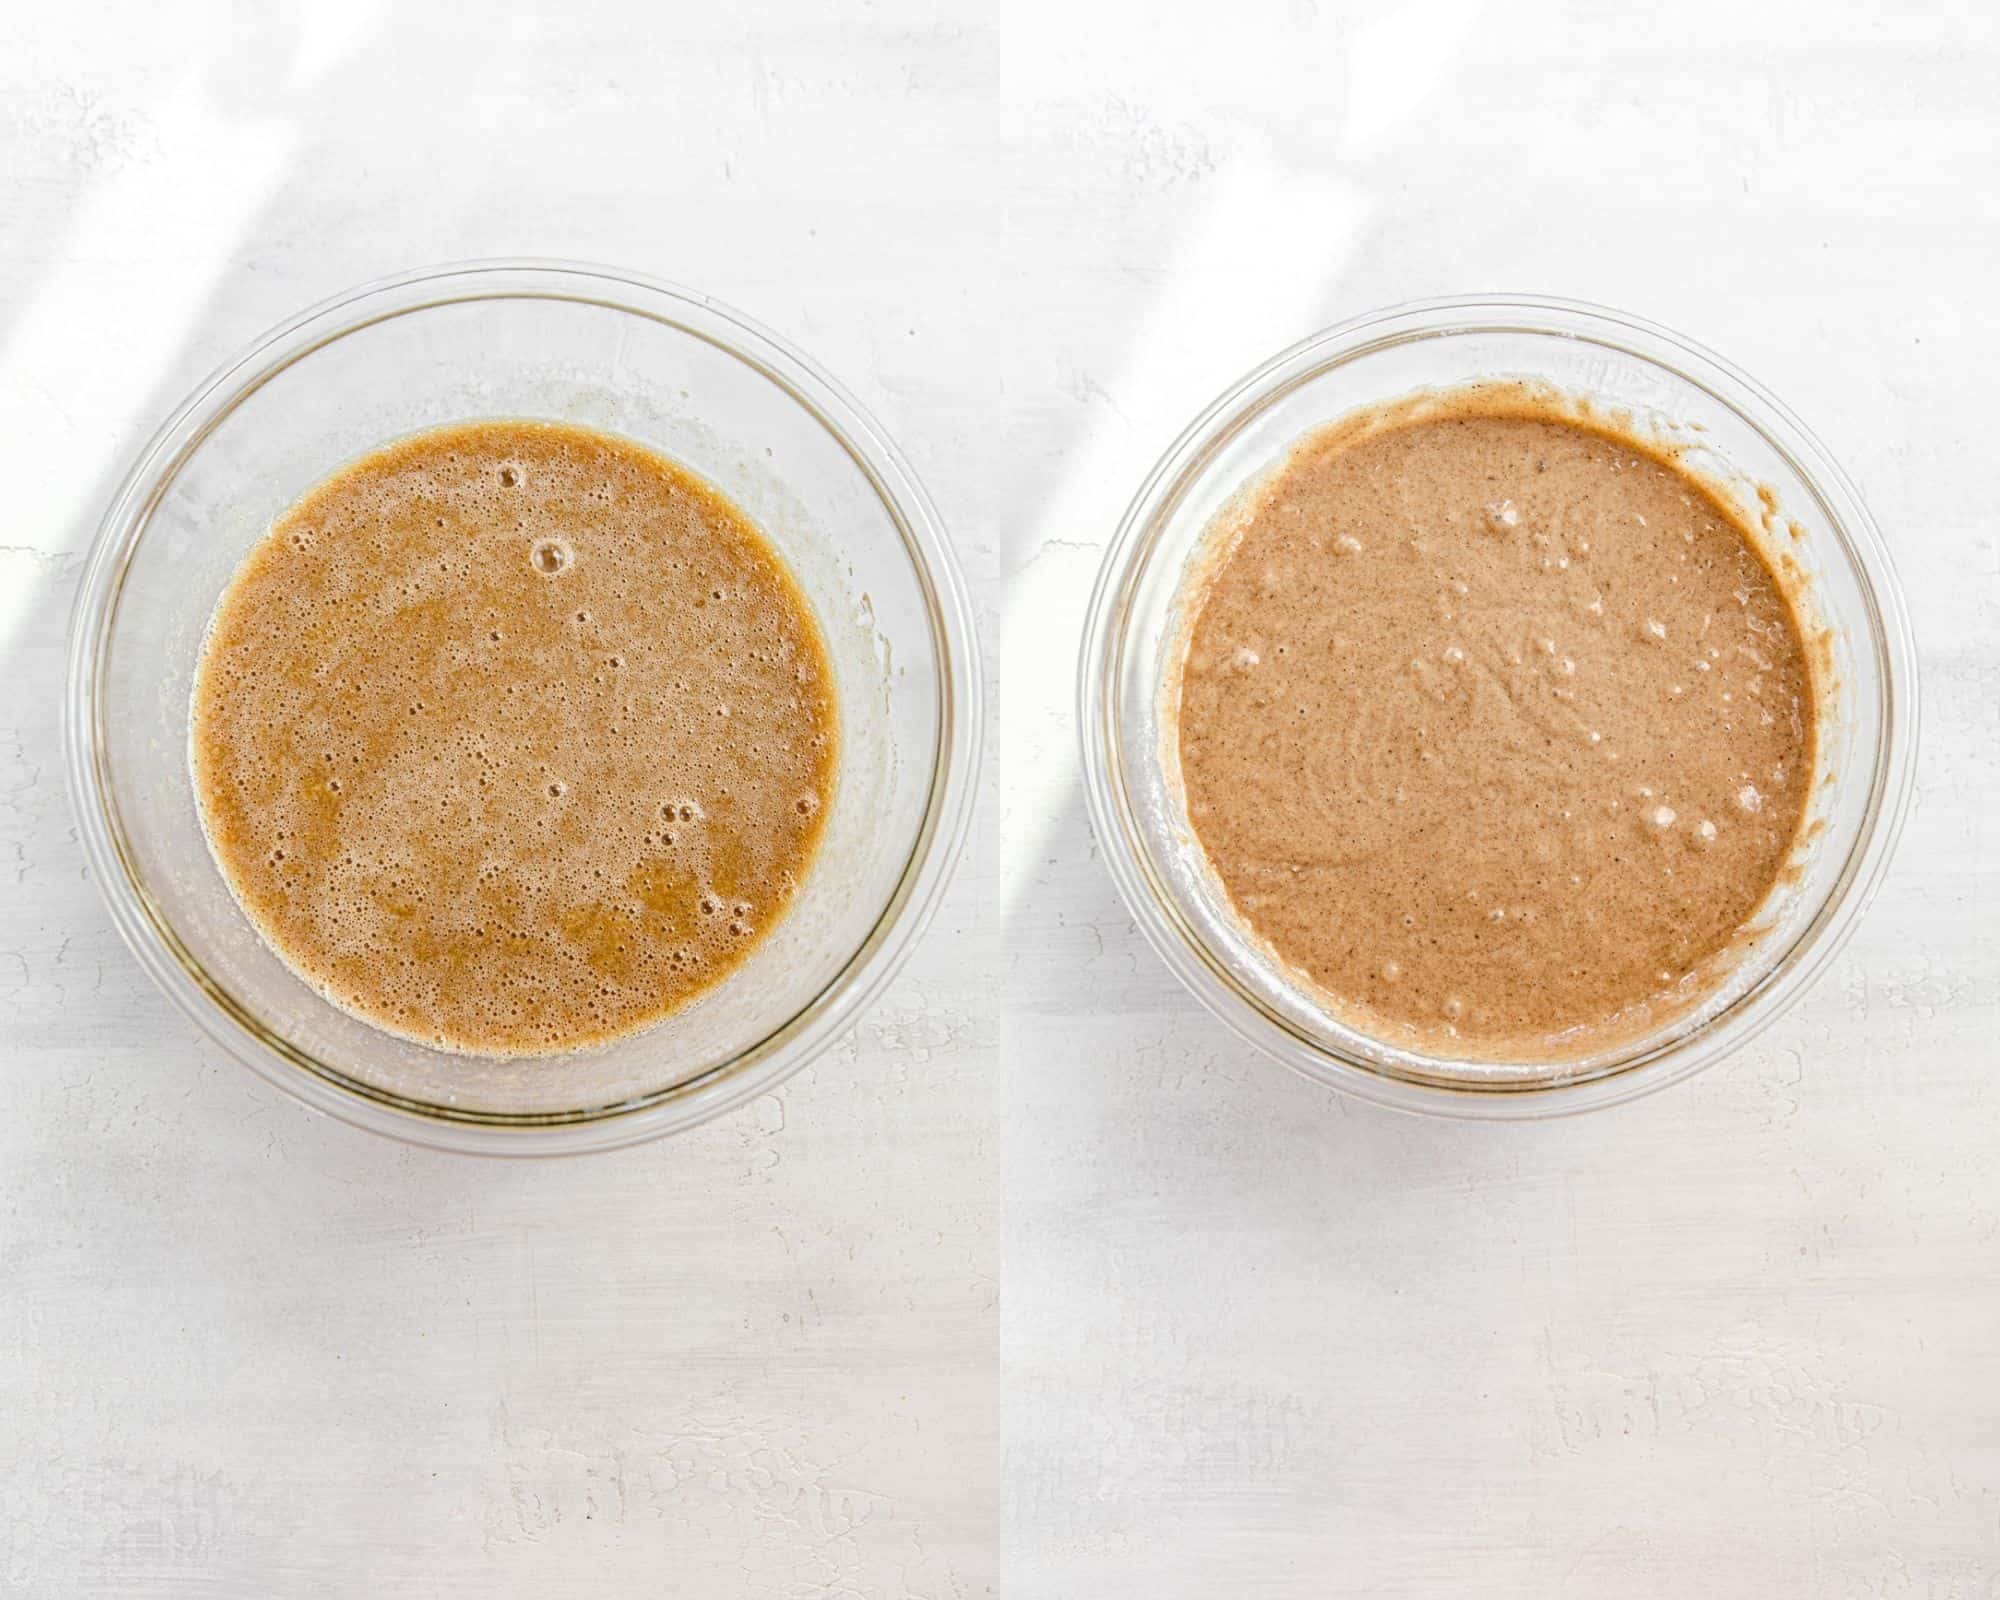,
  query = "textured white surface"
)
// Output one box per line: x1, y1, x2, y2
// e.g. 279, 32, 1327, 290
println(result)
4, 1, 1998, 1595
